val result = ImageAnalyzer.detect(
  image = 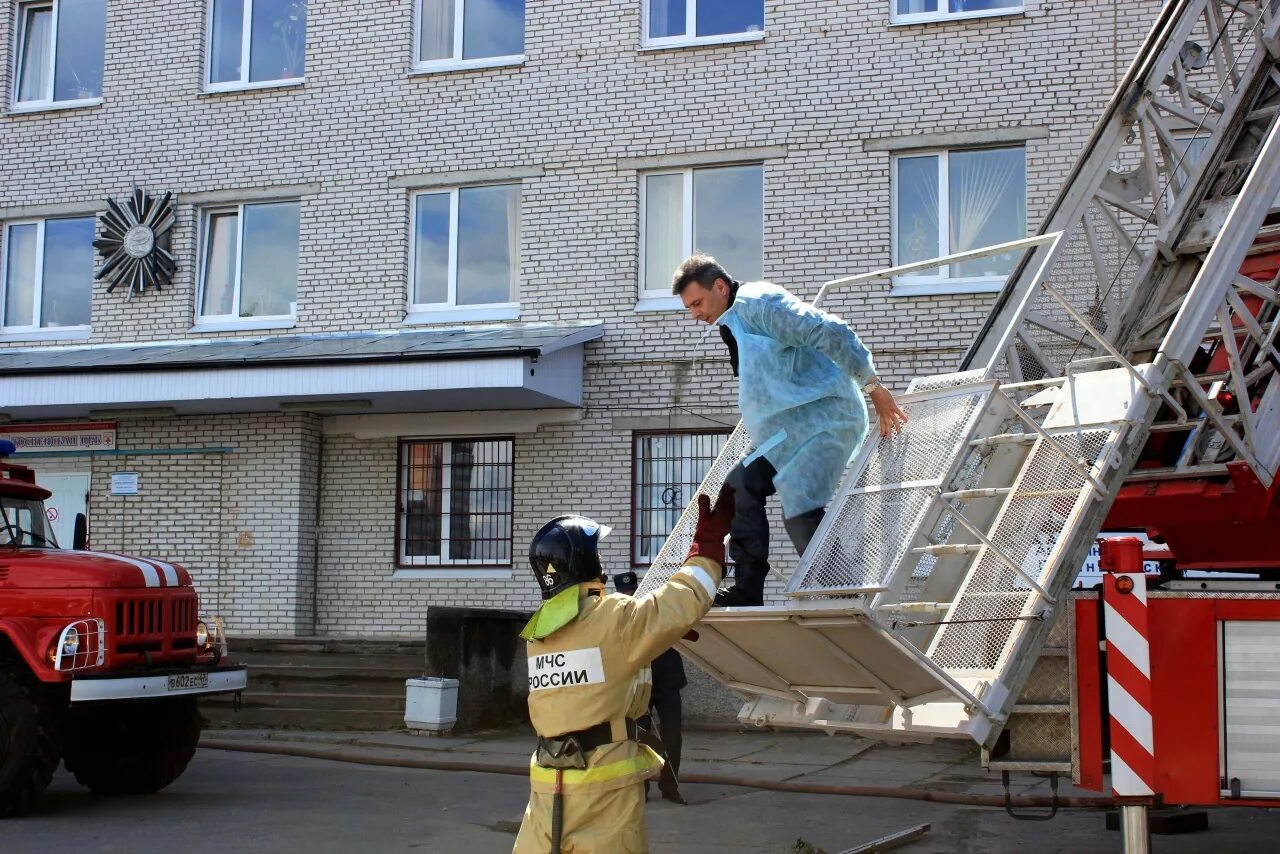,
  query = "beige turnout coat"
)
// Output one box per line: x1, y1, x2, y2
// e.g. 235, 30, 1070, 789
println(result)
512, 555, 722, 853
